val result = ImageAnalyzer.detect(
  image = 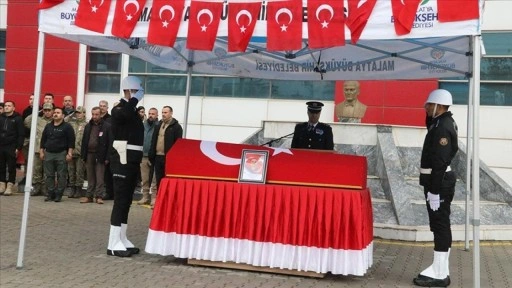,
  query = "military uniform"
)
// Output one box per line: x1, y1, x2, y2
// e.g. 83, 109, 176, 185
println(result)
419, 111, 458, 252
65, 108, 87, 197
291, 122, 334, 150
24, 113, 53, 196
110, 97, 144, 227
